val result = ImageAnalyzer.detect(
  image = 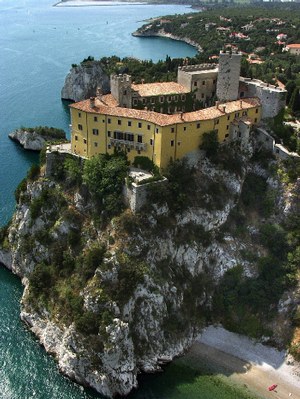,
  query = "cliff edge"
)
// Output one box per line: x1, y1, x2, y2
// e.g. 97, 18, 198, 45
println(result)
0, 145, 299, 397
61, 60, 110, 102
